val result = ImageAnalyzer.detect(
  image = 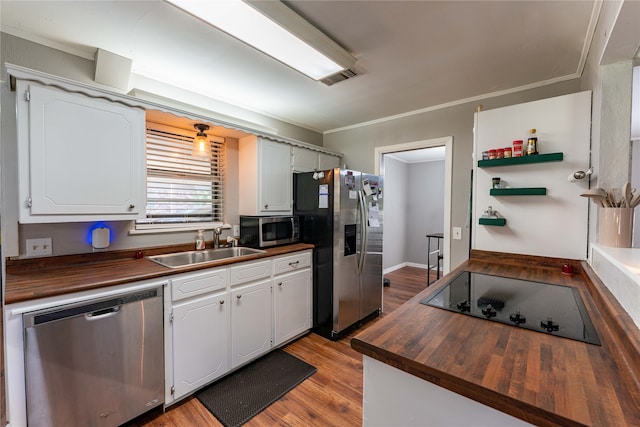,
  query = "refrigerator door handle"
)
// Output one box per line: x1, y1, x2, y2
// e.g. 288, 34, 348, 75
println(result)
358, 190, 369, 274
